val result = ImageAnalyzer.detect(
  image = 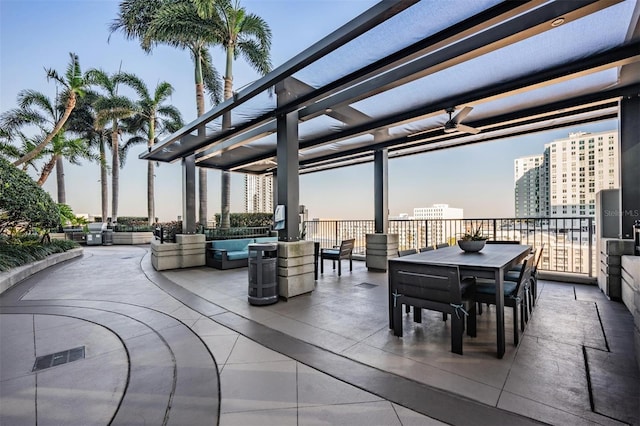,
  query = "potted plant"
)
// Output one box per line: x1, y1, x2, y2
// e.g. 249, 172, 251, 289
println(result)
458, 225, 487, 252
